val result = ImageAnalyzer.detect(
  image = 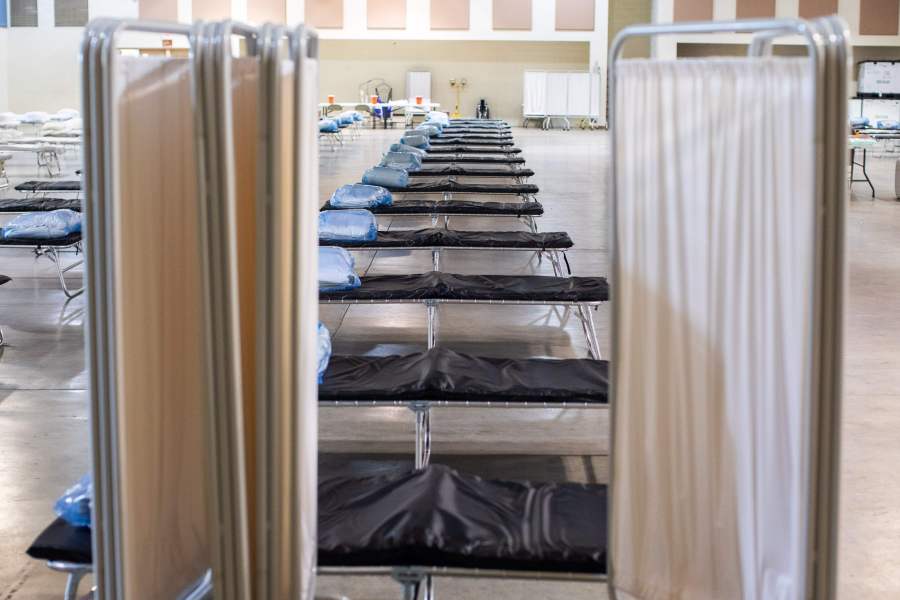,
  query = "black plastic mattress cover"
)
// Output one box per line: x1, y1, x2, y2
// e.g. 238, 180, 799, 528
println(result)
410, 165, 533, 178
26, 517, 92, 565
430, 138, 514, 146
322, 228, 572, 249
319, 271, 609, 303
320, 347, 607, 404
15, 180, 82, 192
319, 464, 608, 574
424, 145, 521, 154
320, 199, 543, 216
422, 154, 525, 164
436, 131, 513, 138
0, 197, 82, 212
0, 232, 82, 247
0, 275, 10, 286
386, 179, 538, 195
29, 464, 608, 575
